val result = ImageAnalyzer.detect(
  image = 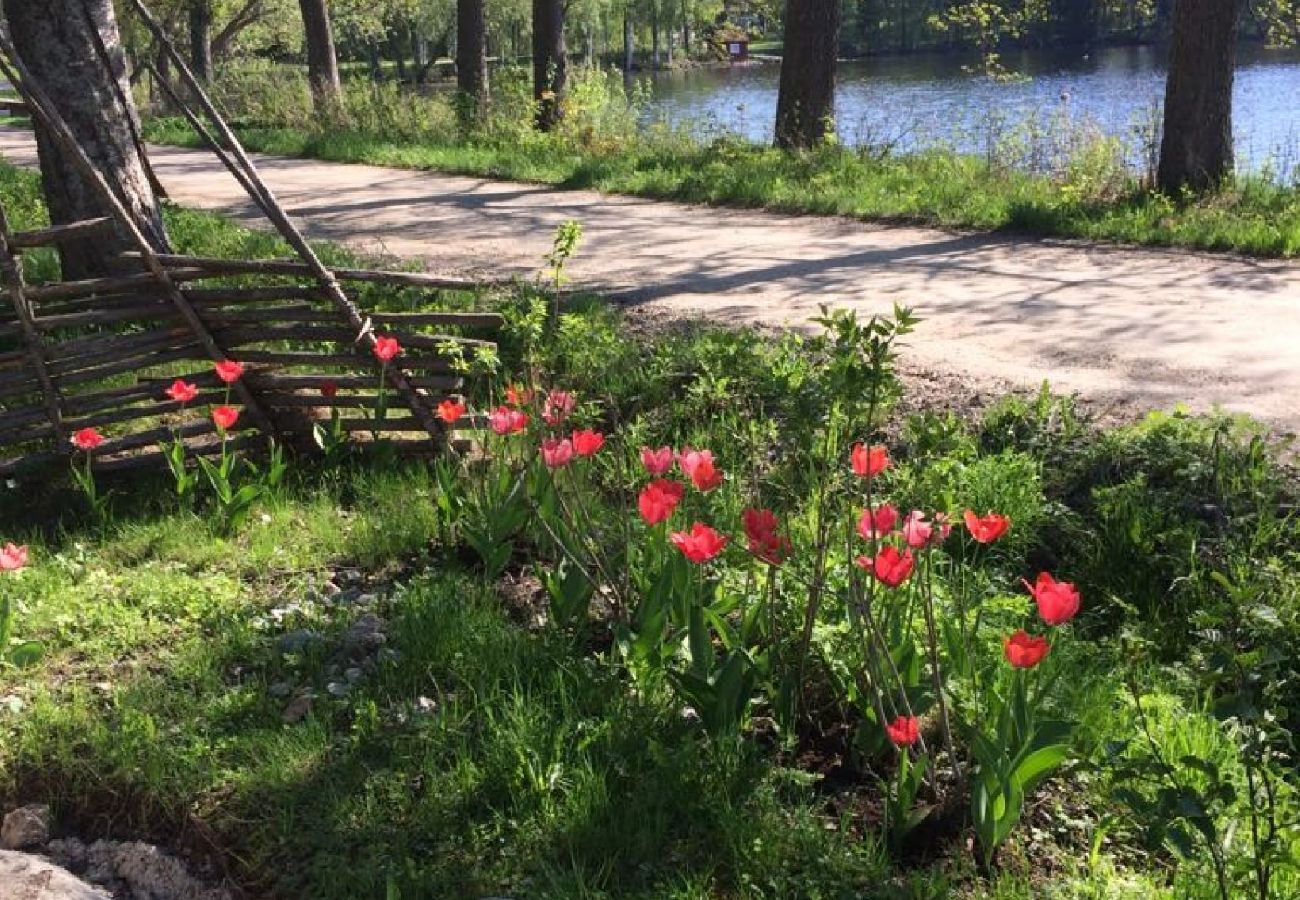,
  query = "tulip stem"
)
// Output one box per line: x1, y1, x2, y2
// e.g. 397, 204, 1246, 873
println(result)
921, 552, 962, 788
